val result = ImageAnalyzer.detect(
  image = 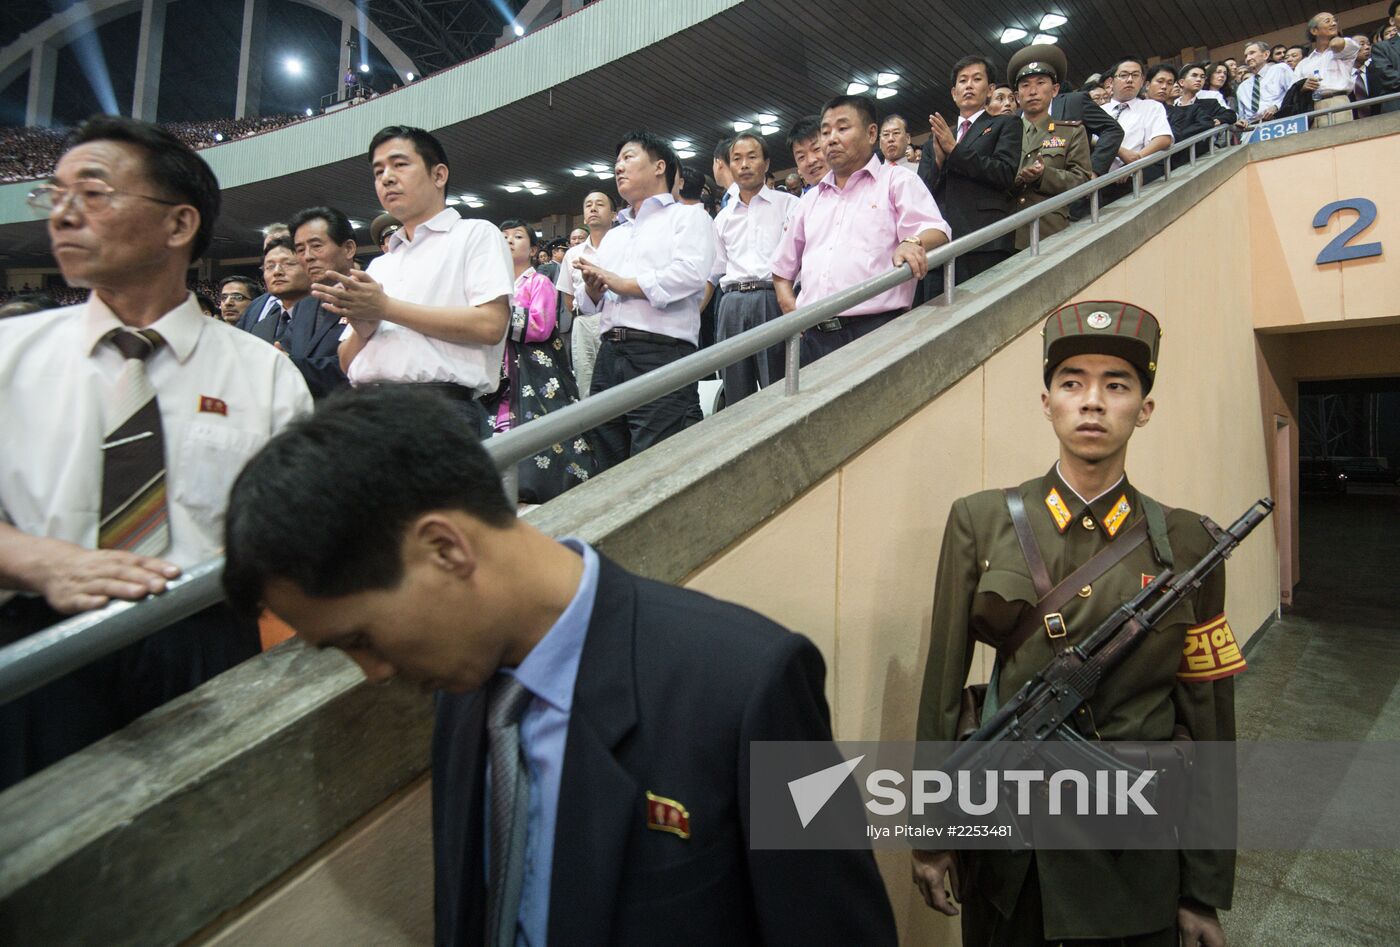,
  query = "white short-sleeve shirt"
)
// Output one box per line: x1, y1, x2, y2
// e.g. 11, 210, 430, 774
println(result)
0, 293, 313, 600
1105, 97, 1175, 171
347, 208, 515, 393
